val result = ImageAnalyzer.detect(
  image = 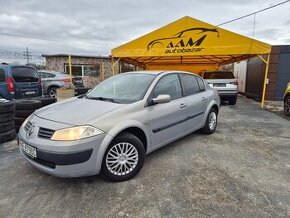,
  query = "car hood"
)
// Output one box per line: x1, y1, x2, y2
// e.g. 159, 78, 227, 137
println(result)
35, 97, 126, 125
